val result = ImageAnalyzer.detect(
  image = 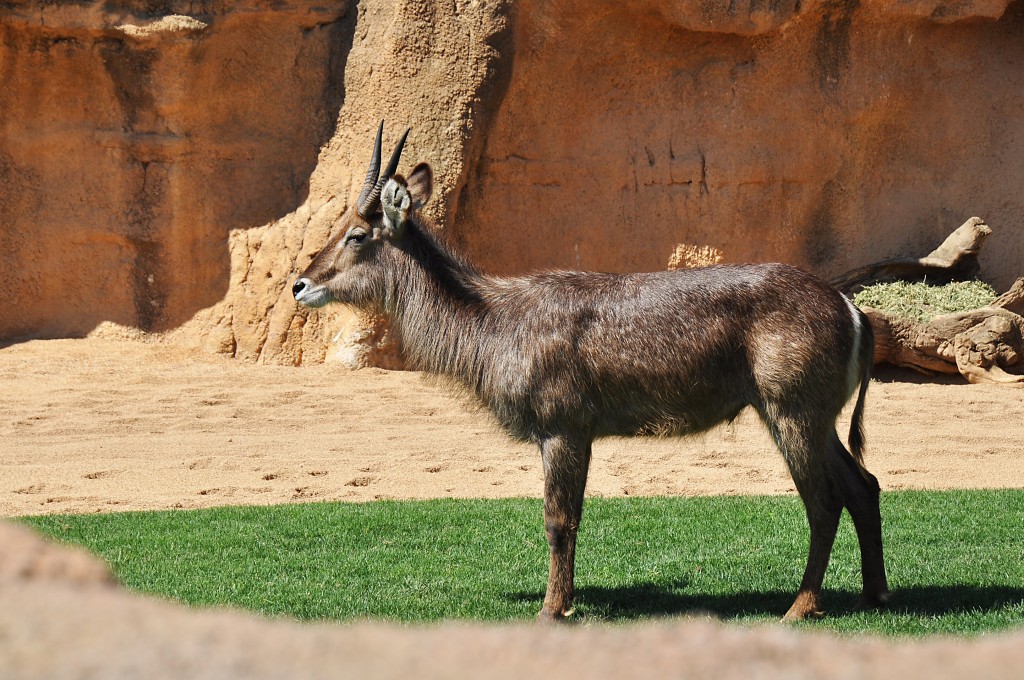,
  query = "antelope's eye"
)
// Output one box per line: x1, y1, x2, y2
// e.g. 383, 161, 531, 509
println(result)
346, 231, 367, 245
